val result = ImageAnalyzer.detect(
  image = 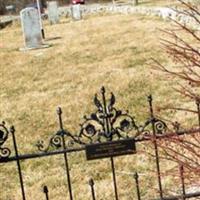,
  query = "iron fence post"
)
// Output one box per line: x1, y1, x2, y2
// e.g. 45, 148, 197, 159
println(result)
196, 99, 200, 129
10, 126, 26, 200
101, 87, 111, 138
148, 95, 163, 199
89, 178, 96, 200
179, 165, 186, 200
101, 87, 119, 200
43, 185, 49, 200
111, 157, 119, 200
57, 107, 73, 200
134, 172, 141, 200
